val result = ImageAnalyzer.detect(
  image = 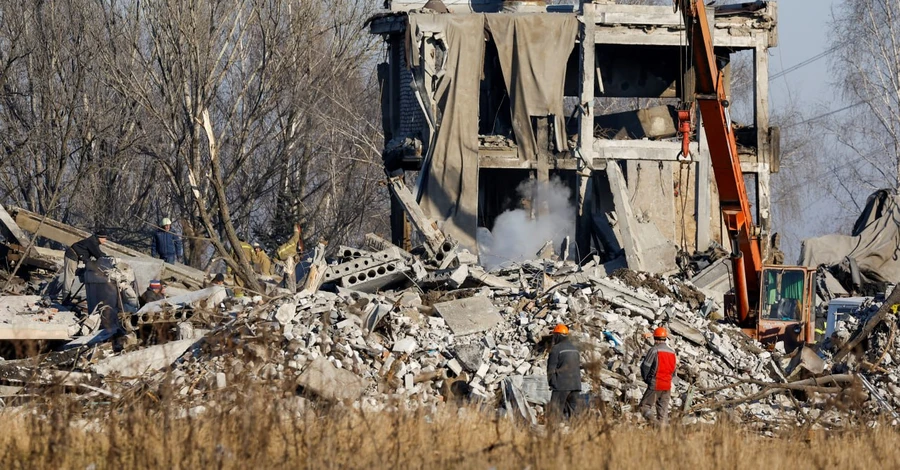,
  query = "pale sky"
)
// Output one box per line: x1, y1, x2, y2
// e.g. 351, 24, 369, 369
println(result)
769, 0, 839, 109
768, 0, 844, 259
